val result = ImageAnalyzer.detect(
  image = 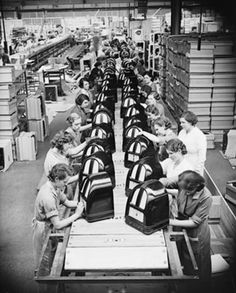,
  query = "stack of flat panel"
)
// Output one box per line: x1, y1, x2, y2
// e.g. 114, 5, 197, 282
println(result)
15, 131, 37, 161
164, 34, 236, 144
26, 94, 49, 142
0, 68, 19, 159
210, 39, 236, 142
158, 34, 168, 100
165, 35, 214, 129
